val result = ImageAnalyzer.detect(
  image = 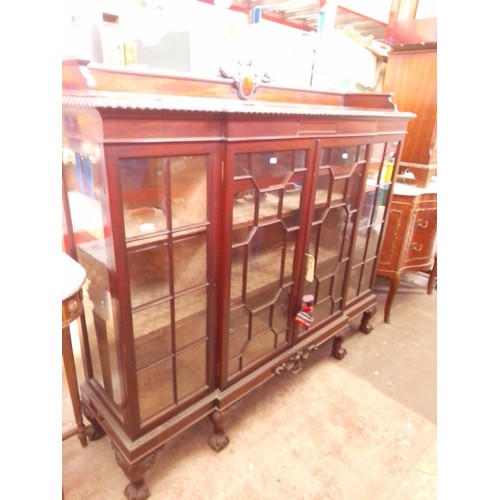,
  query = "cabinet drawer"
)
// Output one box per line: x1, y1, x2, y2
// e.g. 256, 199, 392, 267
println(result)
403, 232, 436, 266
412, 207, 436, 236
